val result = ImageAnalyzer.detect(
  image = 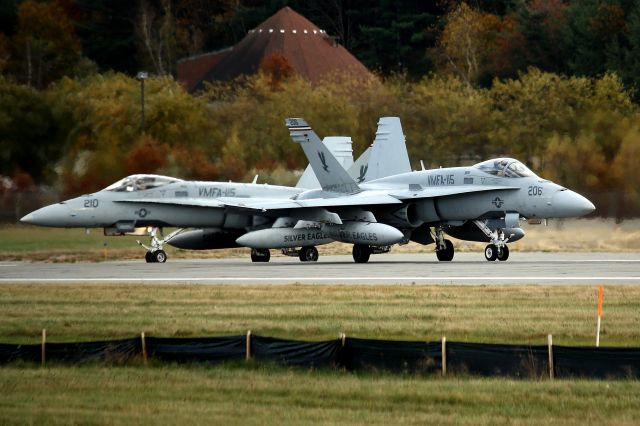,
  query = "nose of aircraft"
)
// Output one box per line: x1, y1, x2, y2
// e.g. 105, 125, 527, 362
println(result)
20, 203, 72, 227
552, 189, 595, 218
